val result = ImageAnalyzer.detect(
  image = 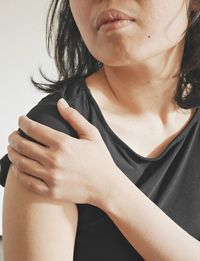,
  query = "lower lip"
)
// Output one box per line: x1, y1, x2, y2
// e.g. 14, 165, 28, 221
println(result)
98, 19, 134, 32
